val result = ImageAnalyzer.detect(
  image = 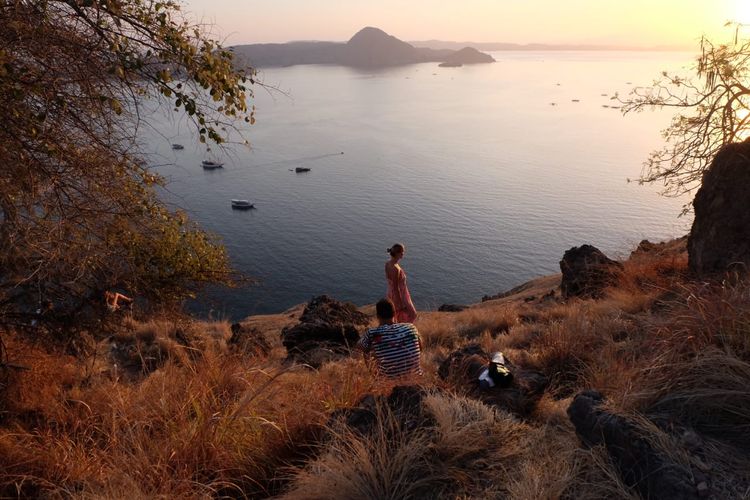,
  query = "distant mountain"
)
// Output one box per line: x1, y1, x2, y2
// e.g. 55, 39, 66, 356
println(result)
230, 27, 490, 69
438, 47, 495, 67
410, 39, 691, 52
